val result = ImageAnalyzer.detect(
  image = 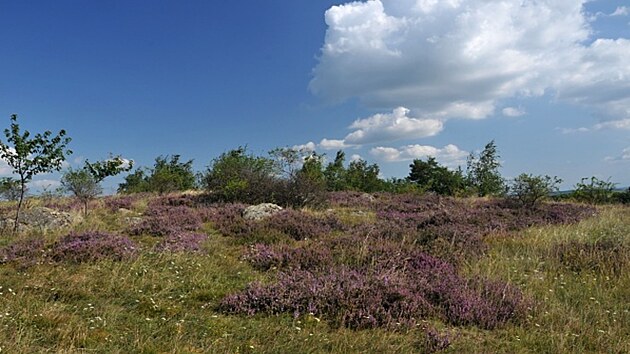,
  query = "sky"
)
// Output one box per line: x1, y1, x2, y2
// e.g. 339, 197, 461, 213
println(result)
0, 0, 629, 193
